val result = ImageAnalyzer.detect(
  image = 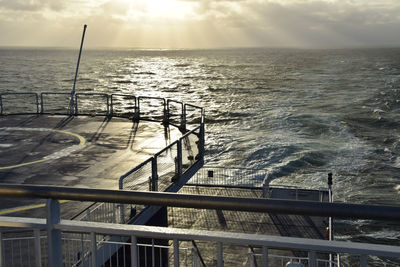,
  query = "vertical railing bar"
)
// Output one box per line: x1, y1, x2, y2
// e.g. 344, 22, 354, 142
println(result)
217, 242, 223, 267
35, 93, 39, 114
75, 94, 78, 115
360, 255, 367, 267
40, 93, 44, 114
173, 239, 179, 267
308, 251, 317, 267
159, 246, 162, 267
123, 244, 126, 267
90, 232, 96, 267
131, 236, 138, 267
0, 232, 3, 267
151, 239, 155, 267
151, 157, 158, 192
106, 95, 110, 116
46, 199, 62, 267
262, 246, 268, 267
177, 139, 183, 181
34, 230, 41, 267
